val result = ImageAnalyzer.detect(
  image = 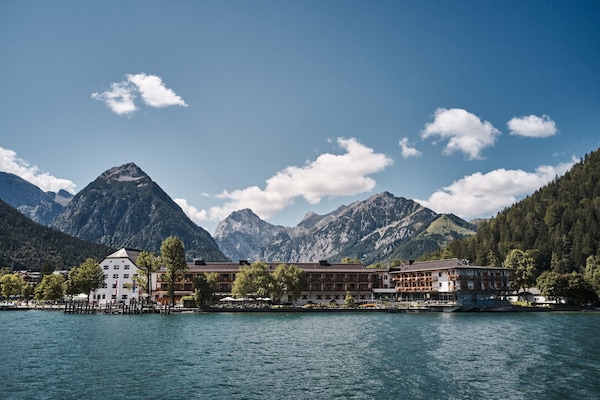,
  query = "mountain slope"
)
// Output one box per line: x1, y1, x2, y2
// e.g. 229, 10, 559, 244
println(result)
0, 172, 69, 225
447, 147, 600, 271
215, 192, 476, 264
0, 198, 113, 270
51, 163, 228, 261
213, 209, 287, 261
394, 214, 477, 260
